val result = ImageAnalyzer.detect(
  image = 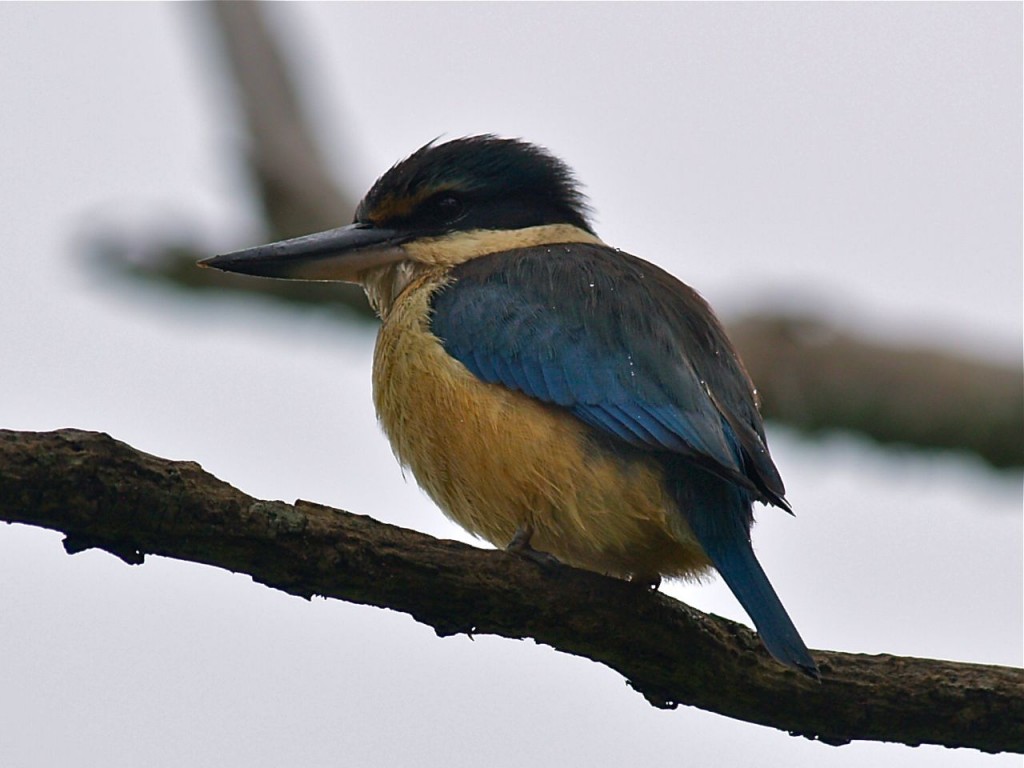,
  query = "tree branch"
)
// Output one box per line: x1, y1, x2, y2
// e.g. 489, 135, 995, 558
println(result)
1, 428, 1020, 753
